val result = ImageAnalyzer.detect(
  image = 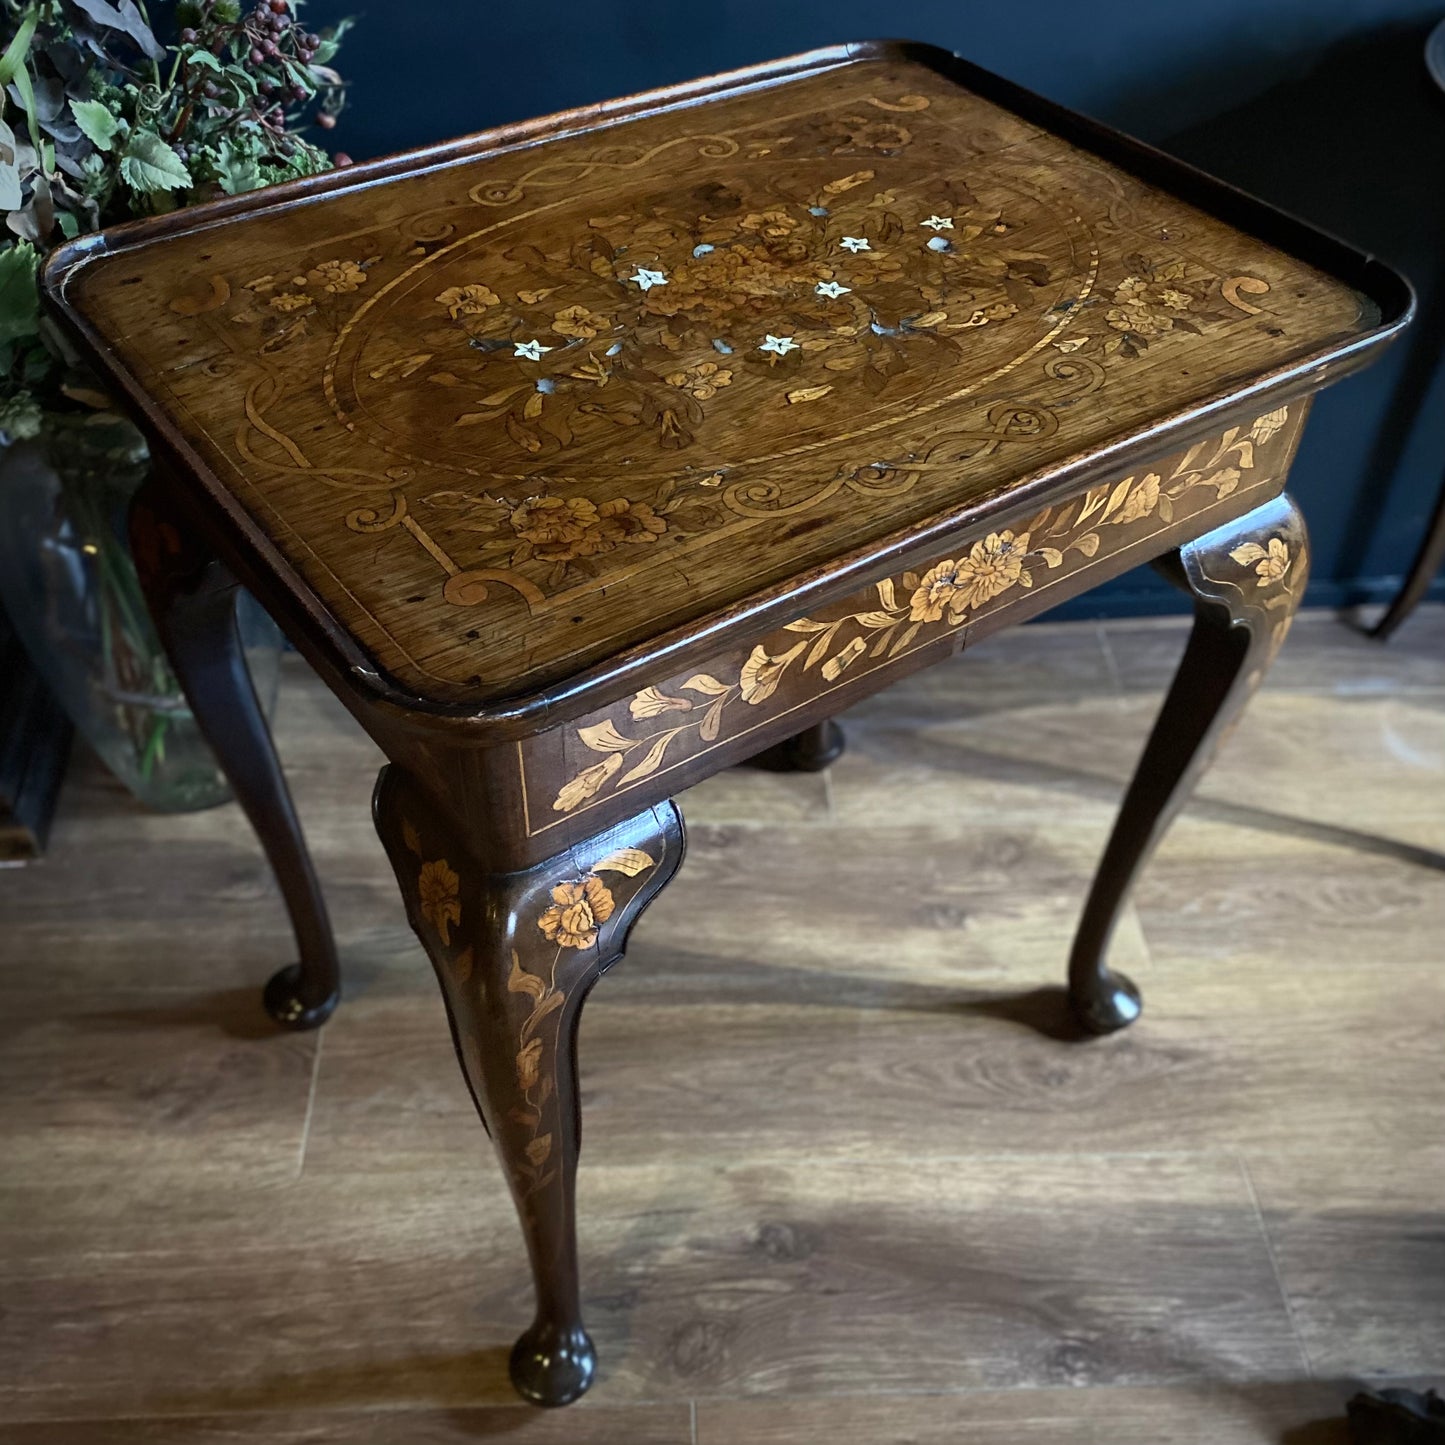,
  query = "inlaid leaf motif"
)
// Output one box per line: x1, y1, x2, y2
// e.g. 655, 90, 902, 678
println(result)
630, 686, 692, 718
578, 719, 636, 753
681, 674, 731, 697
699, 697, 728, 740
1037, 547, 1064, 568
1102, 475, 1134, 521
786, 384, 834, 404
402, 819, 423, 855
526, 1135, 553, 1167
368, 352, 432, 380
1229, 542, 1268, 565
805, 623, 843, 669
619, 729, 680, 784
875, 577, 898, 609
1070, 532, 1101, 557
1077, 485, 1110, 523
592, 848, 656, 877
507, 951, 548, 1000
516, 1037, 543, 1090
